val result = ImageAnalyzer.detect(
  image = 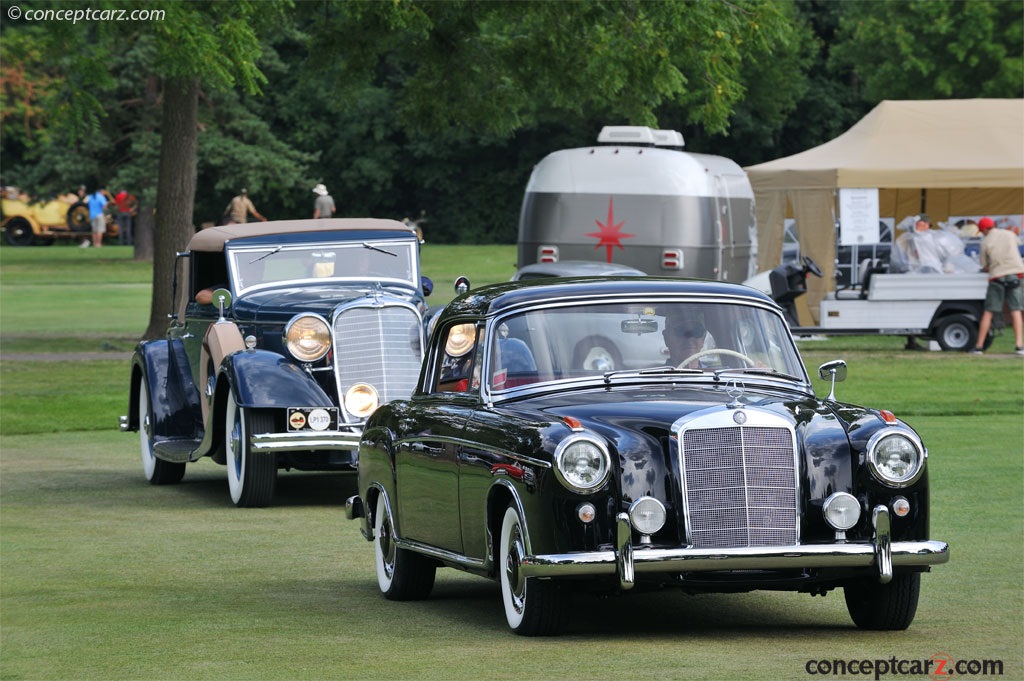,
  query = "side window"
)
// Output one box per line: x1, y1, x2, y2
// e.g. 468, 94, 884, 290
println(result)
432, 322, 483, 394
